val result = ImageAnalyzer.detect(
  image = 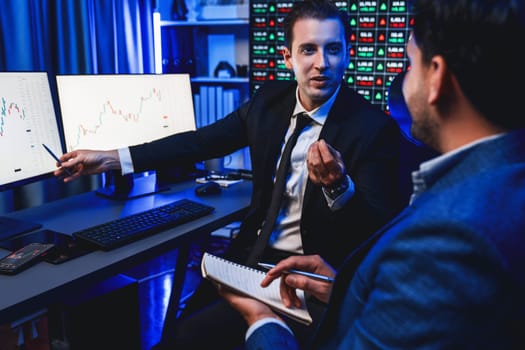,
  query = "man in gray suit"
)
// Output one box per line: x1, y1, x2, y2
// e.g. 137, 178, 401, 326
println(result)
218, 0, 525, 348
